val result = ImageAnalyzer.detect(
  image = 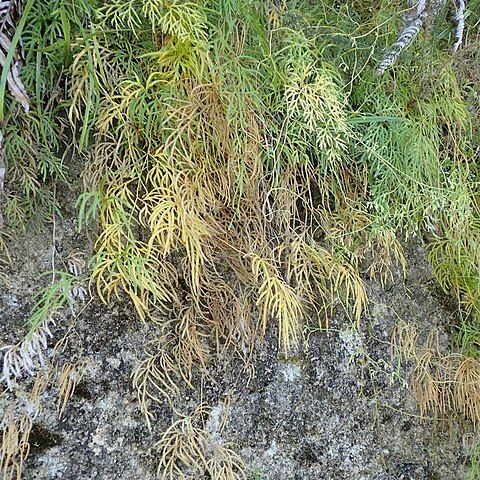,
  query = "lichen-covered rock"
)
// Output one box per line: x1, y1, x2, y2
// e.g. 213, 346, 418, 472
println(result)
0, 223, 470, 479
